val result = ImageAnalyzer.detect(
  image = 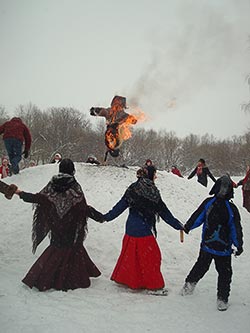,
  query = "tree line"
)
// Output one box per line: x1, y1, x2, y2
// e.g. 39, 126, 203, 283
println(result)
0, 103, 249, 176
